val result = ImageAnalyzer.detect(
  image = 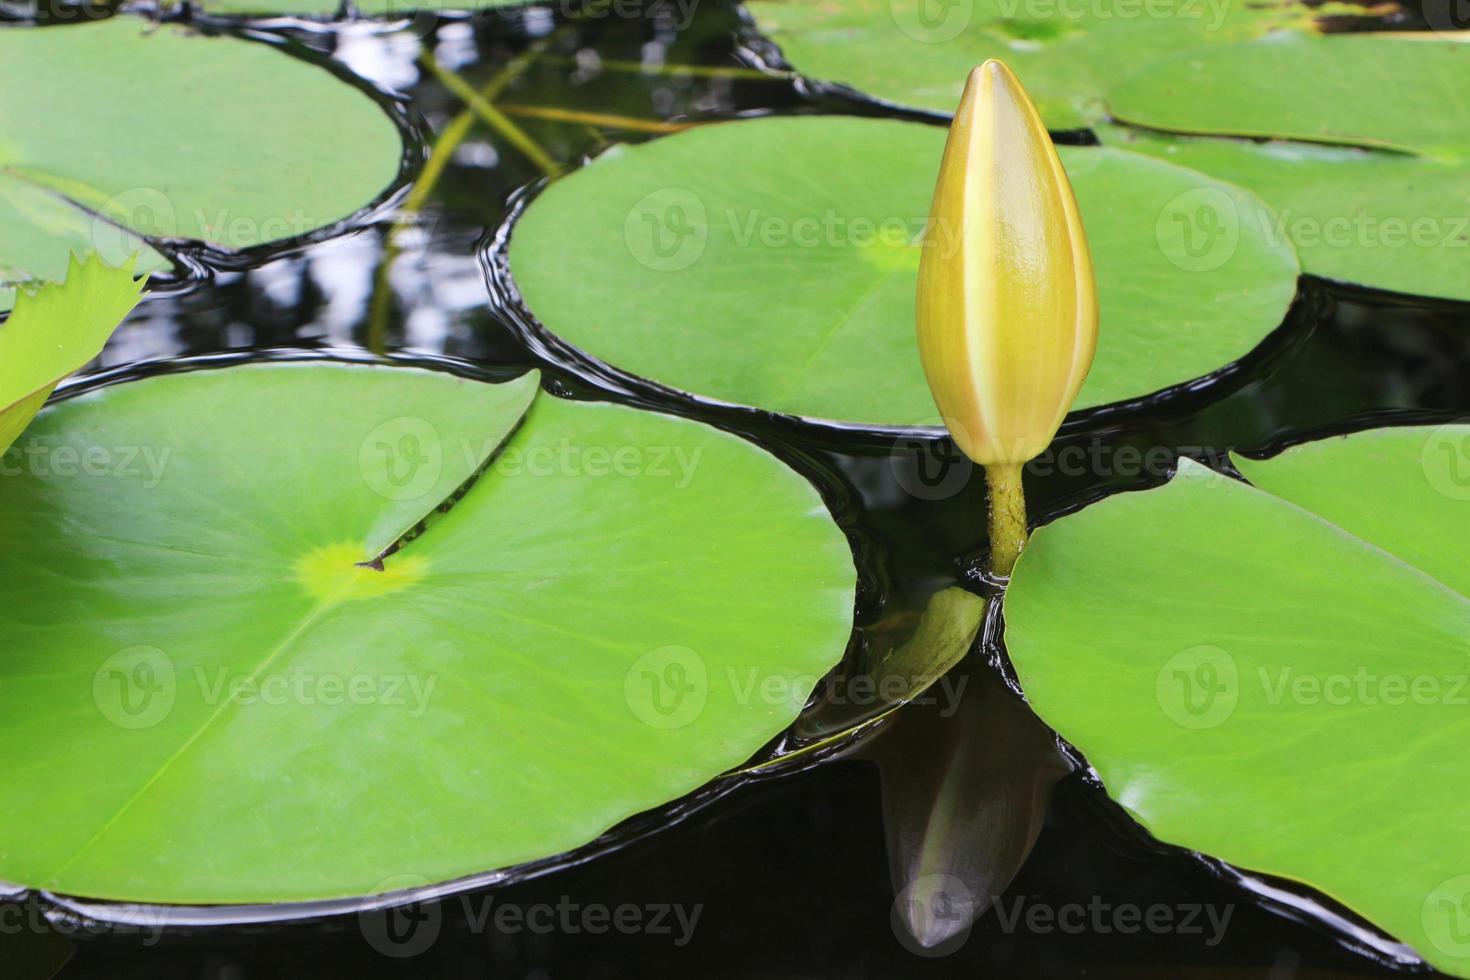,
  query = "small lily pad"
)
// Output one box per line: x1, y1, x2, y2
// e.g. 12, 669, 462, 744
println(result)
744, 0, 1312, 126
1005, 427, 1470, 978
508, 115, 1298, 427
0, 253, 146, 455
0, 18, 403, 310
0, 362, 855, 904
1101, 125, 1470, 301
